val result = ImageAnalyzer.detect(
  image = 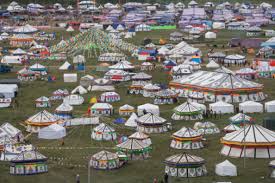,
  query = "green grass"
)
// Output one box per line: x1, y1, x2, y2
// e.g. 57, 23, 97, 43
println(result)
1, 28, 275, 183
